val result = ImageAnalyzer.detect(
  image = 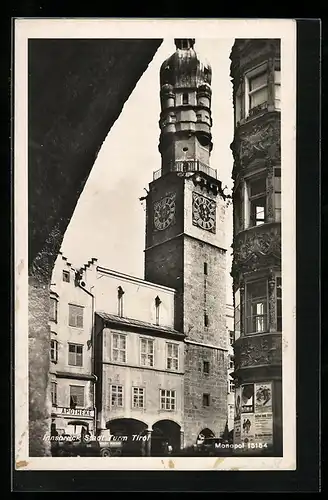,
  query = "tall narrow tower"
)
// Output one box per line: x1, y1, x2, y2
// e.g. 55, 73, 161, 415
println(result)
145, 39, 228, 447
